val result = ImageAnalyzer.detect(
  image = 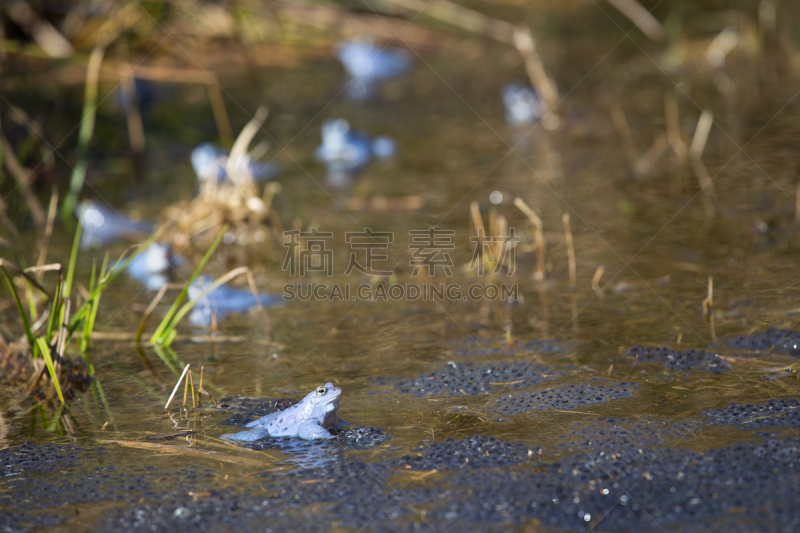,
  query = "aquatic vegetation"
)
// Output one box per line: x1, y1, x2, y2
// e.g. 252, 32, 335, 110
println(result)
0, 219, 163, 431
